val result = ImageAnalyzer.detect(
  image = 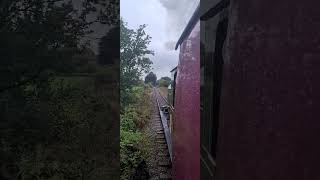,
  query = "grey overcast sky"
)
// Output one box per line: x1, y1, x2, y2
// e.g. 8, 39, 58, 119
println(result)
121, 0, 199, 79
